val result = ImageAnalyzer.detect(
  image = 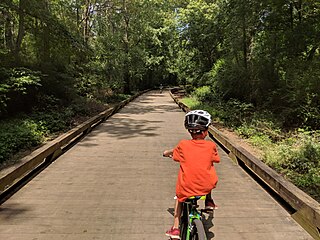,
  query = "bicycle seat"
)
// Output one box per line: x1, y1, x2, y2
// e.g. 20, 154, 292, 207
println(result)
185, 195, 206, 202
